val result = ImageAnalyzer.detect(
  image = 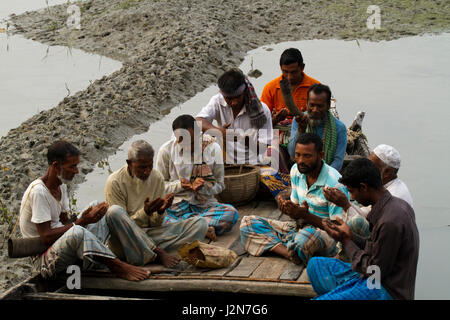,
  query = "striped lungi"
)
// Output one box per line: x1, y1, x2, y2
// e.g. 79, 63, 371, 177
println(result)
165, 200, 238, 235
239, 215, 338, 262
